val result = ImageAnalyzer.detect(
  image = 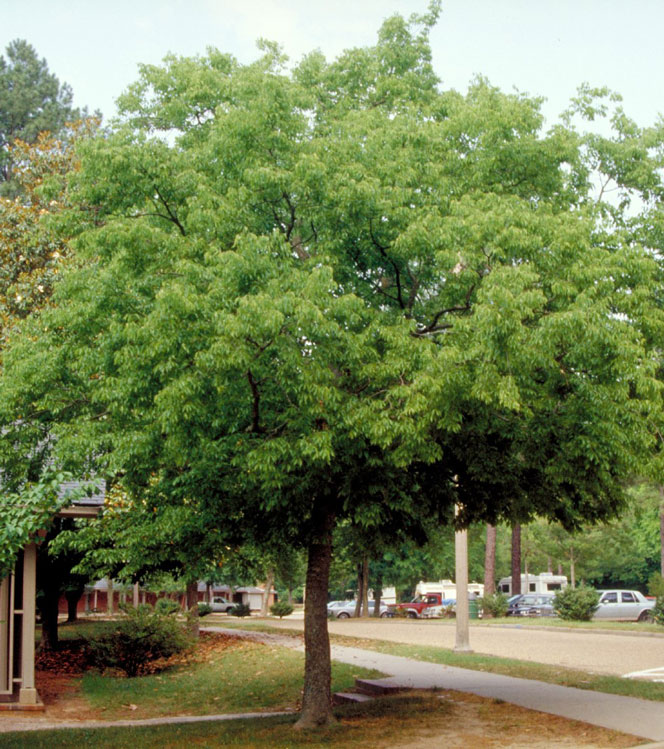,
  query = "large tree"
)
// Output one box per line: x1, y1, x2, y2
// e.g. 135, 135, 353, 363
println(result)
0, 40, 84, 195
2, 3, 663, 728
